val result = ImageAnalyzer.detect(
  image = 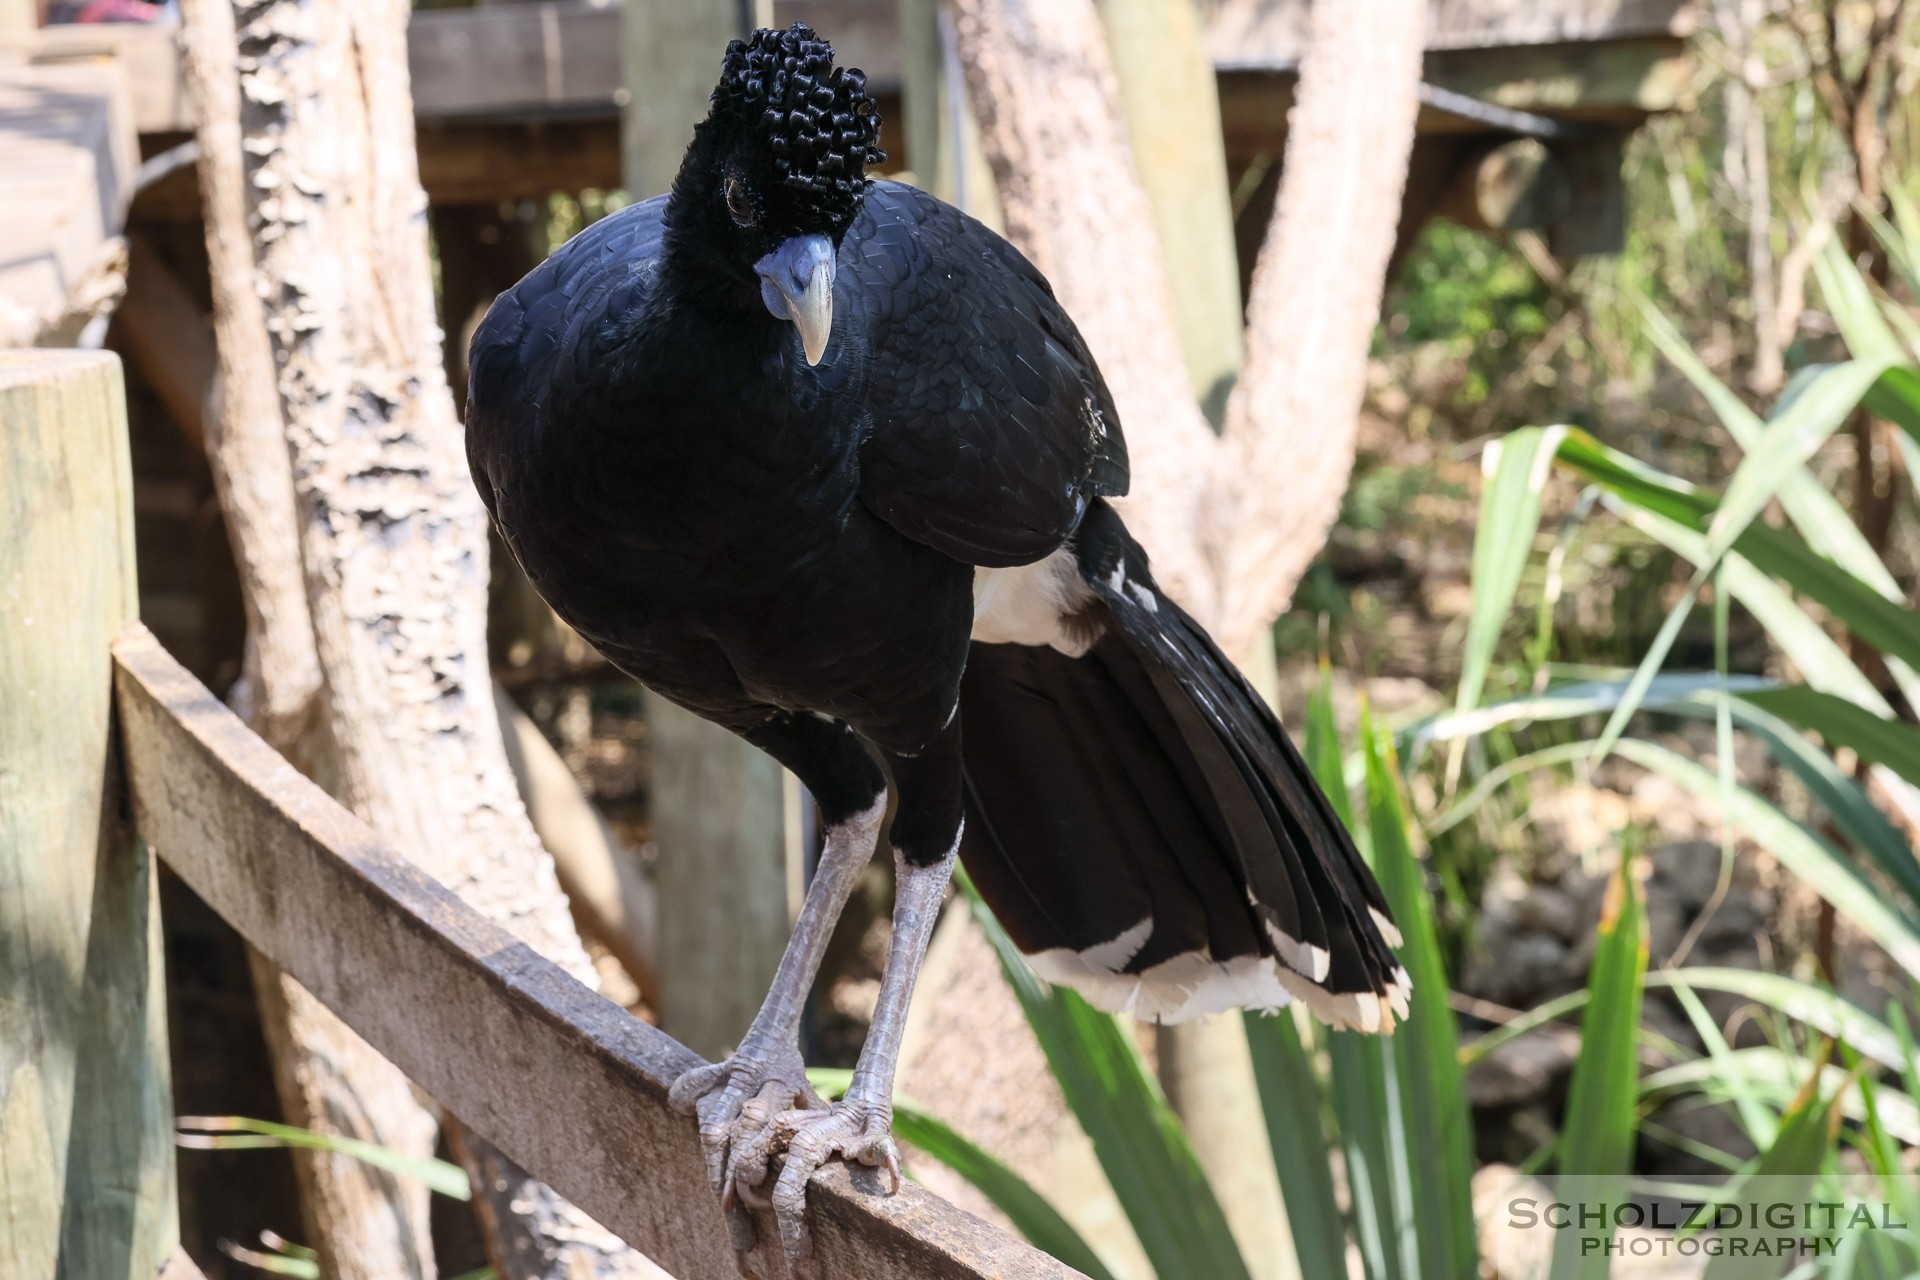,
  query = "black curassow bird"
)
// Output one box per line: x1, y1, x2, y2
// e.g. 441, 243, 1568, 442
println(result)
466, 22, 1408, 1264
